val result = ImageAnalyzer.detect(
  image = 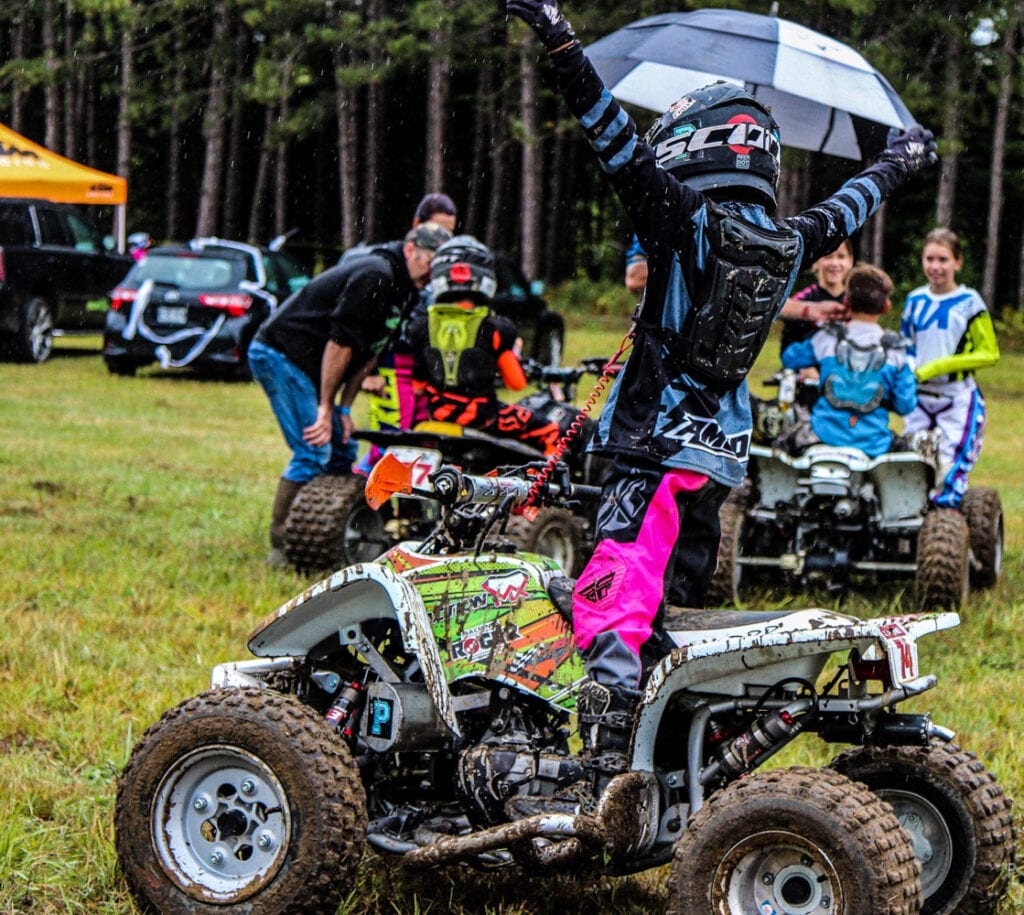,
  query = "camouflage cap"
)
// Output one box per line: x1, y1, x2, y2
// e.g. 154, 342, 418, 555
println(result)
405, 221, 452, 252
